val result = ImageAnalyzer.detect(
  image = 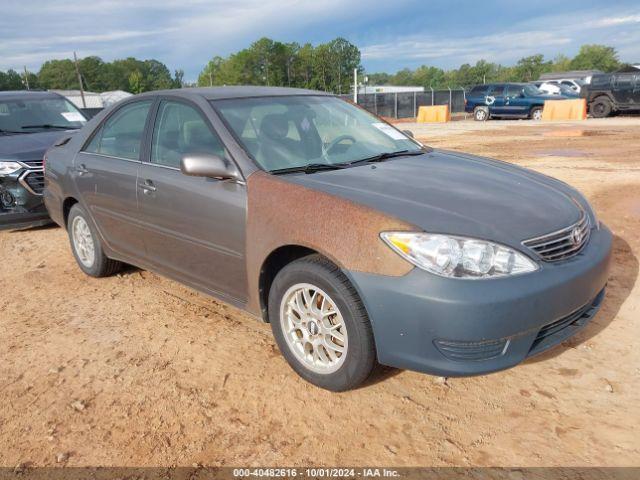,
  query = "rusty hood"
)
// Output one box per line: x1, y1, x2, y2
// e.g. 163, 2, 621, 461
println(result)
283, 150, 588, 249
